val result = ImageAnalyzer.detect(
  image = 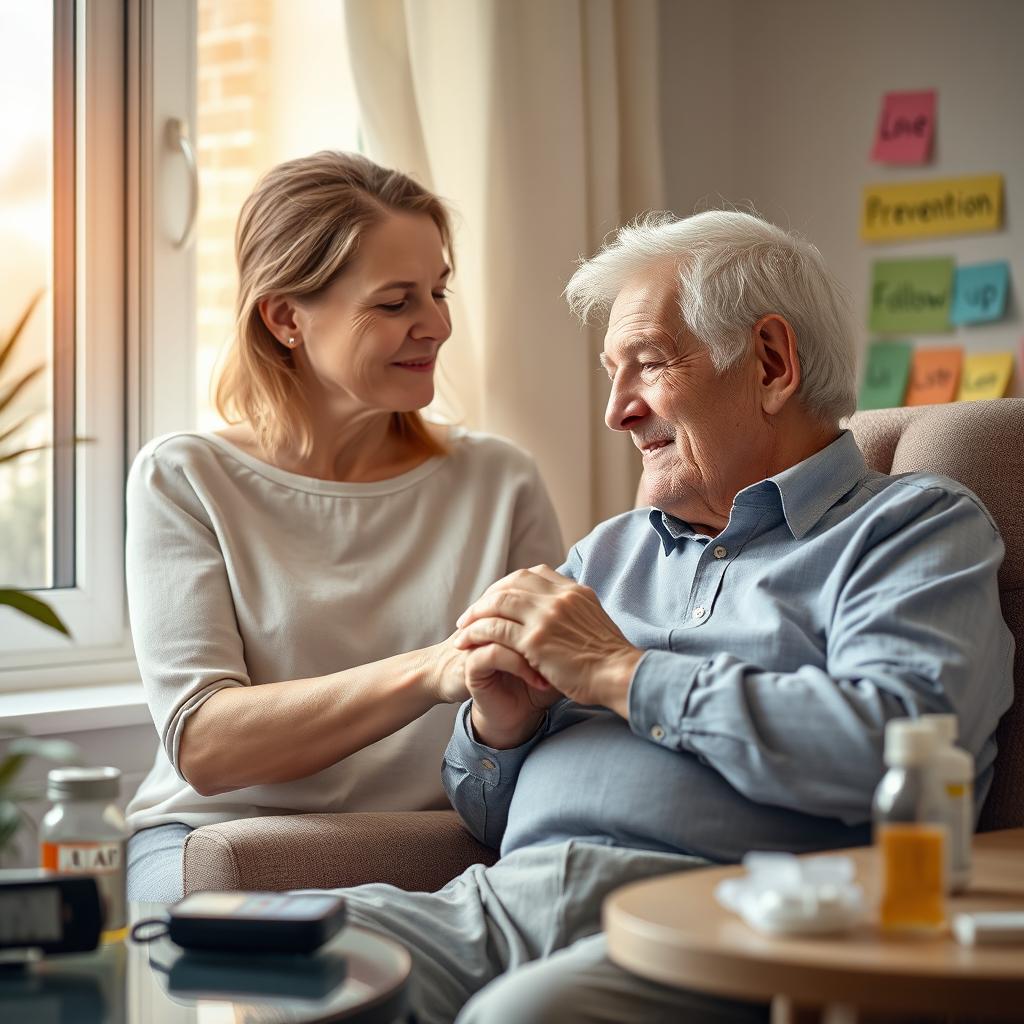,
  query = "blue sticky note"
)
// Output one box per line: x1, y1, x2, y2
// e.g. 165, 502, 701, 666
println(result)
950, 262, 1010, 325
